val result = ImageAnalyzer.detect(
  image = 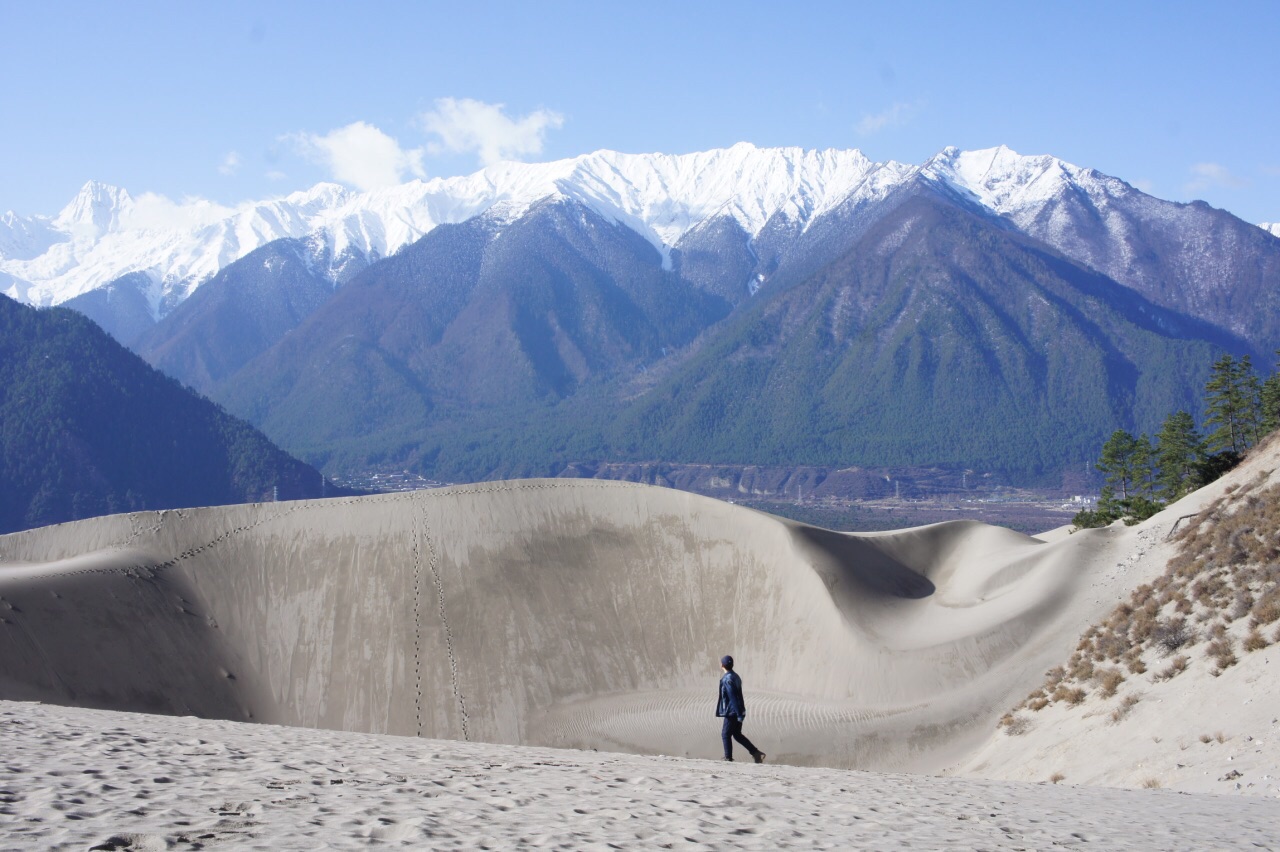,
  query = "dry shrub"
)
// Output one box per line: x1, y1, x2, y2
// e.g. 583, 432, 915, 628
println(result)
1168, 551, 1198, 579
1069, 656, 1095, 682
1142, 777, 1162, 789
1242, 630, 1269, 652
1174, 595, 1193, 615
1205, 636, 1233, 659
1051, 684, 1087, 705
1215, 731, 1227, 744
1123, 647, 1147, 675
1153, 617, 1193, 654
1230, 591, 1255, 621
1212, 651, 1239, 674
1097, 667, 1125, 698
1110, 693, 1141, 723
1208, 621, 1228, 640
1131, 605, 1159, 643
1154, 655, 1189, 681
1049, 772, 1065, 784
1252, 591, 1280, 627
1096, 631, 1129, 662
999, 713, 1031, 735
1199, 733, 1213, 743
1027, 696, 1050, 712
1193, 574, 1227, 605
